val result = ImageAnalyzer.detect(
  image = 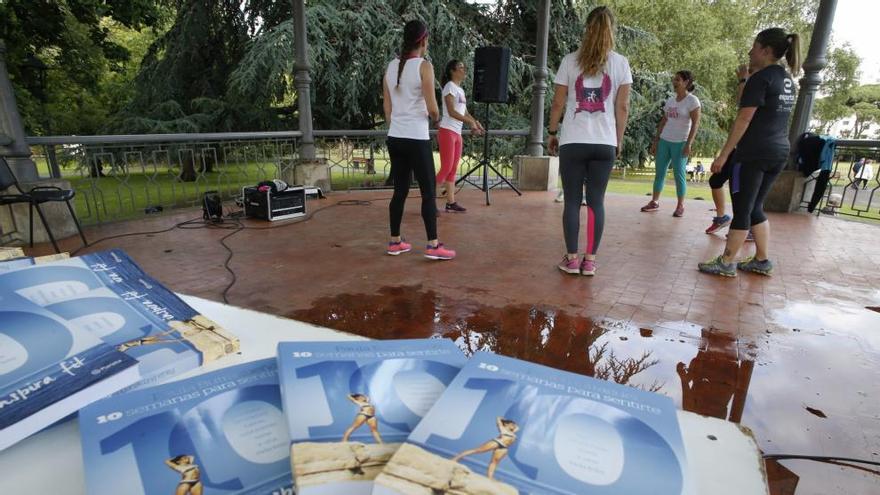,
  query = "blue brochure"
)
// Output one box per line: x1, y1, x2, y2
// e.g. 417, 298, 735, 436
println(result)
276, 339, 467, 495
80, 359, 292, 495
374, 351, 691, 495
0, 250, 239, 392
0, 289, 139, 450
